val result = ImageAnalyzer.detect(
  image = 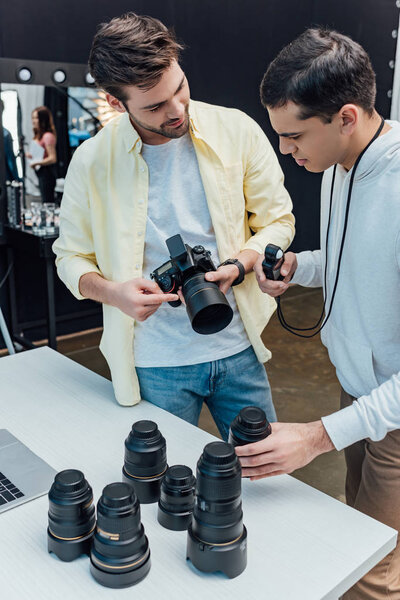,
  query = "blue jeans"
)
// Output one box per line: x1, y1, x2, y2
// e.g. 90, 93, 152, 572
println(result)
136, 346, 276, 441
